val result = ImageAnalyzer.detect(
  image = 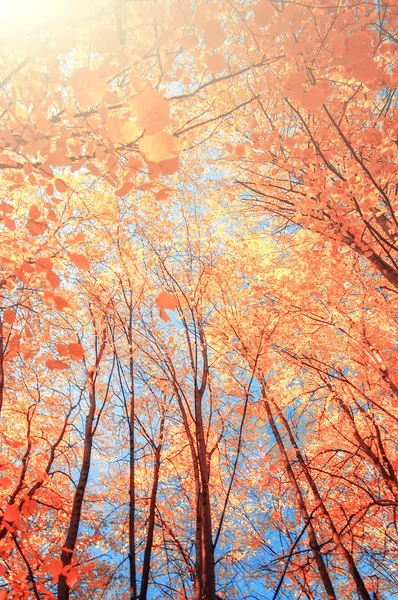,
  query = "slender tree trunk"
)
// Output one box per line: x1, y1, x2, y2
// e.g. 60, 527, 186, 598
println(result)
337, 396, 398, 501
194, 488, 203, 600
353, 244, 398, 291
168, 375, 203, 600
261, 384, 337, 600
0, 315, 4, 414
58, 373, 96, 600
195, 387, 216, 600
128, 305, 137, 600
139, 414, 165, 600
265, 383, 372, 600
165, 313, 216, 600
